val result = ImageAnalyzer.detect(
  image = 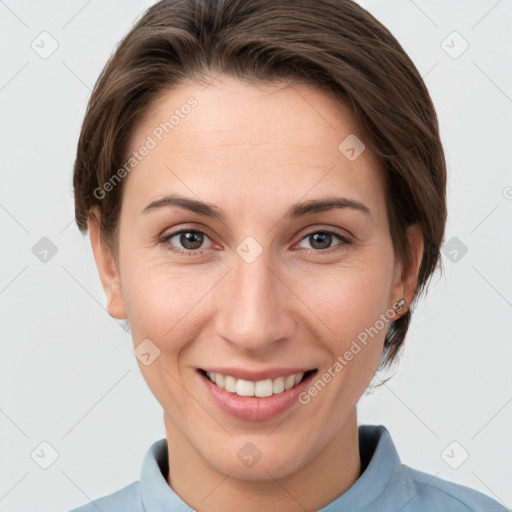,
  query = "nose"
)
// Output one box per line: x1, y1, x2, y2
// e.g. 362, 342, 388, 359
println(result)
213, 251, 298, 354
